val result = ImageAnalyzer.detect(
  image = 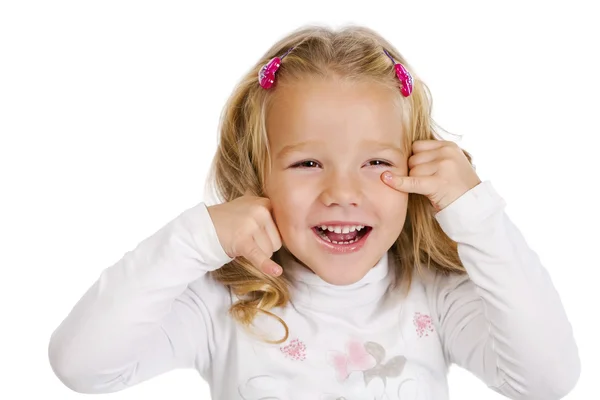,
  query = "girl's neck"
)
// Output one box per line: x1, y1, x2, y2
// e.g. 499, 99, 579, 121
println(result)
276, 248, 394, 310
